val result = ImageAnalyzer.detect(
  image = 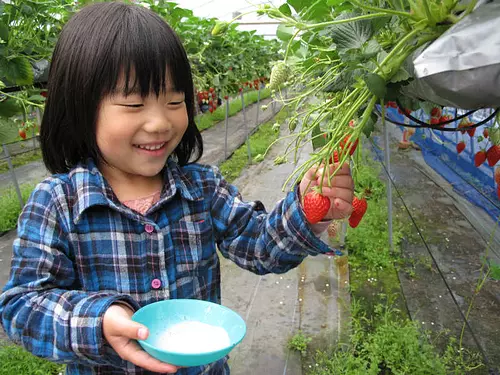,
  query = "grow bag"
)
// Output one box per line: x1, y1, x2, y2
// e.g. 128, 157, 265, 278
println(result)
403, 0, 500, 109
